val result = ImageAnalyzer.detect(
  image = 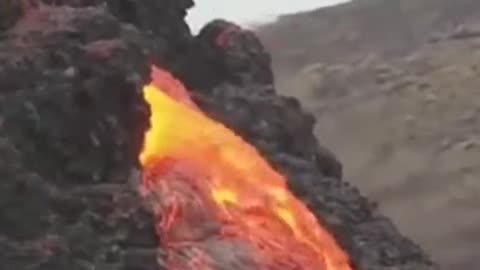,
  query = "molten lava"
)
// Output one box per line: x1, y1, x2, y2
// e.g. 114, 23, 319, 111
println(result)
139, 66, 353, 270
